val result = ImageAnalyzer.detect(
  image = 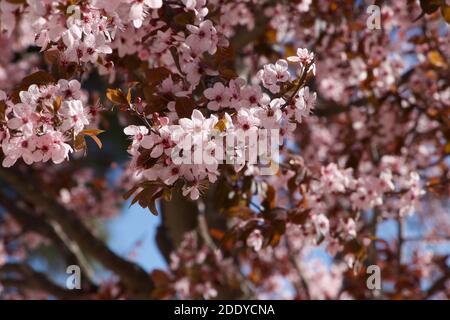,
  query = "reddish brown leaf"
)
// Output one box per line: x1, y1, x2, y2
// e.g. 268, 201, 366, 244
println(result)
175, 97, 196, 118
